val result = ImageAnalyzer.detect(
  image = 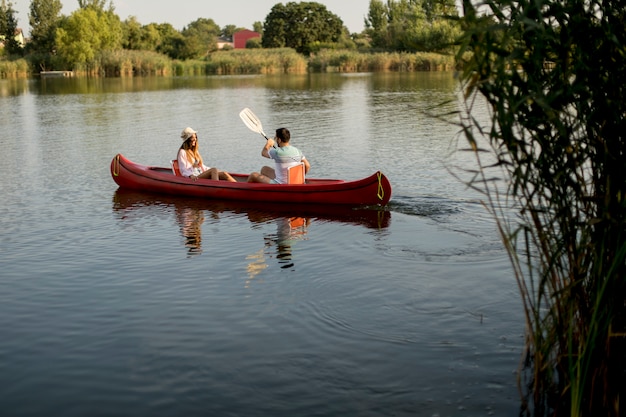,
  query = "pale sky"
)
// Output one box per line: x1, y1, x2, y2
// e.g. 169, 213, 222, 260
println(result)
13, 0, 372, 36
